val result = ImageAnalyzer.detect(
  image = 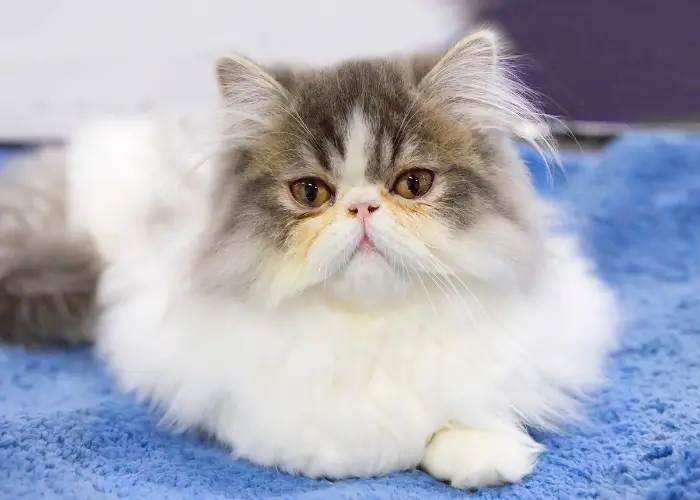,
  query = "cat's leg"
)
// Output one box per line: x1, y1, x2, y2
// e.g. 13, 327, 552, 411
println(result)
420, 424, 542, 489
